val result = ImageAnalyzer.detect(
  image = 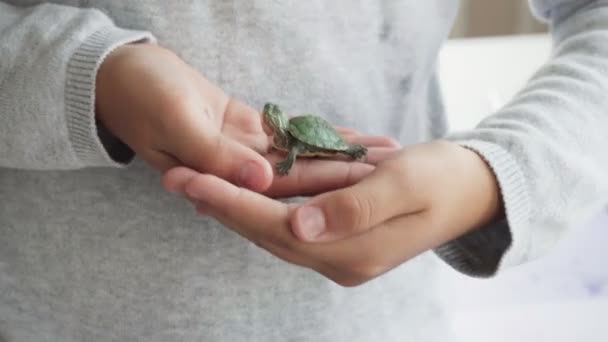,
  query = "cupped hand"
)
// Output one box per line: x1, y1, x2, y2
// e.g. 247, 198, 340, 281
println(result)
165, 140, 503, 286
96, 43, 272, 191
290, 140, 503, 243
